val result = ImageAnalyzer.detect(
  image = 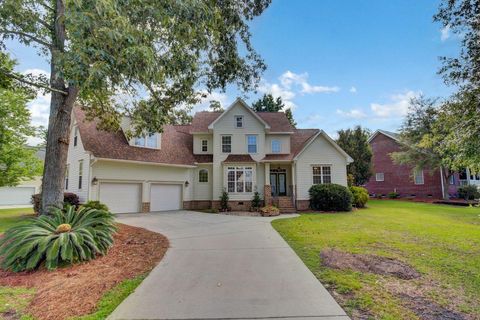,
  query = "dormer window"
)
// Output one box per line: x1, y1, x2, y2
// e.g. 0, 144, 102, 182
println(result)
135, 133, 158, 148
201, 140, 208, 152
235, 115, 243, 128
